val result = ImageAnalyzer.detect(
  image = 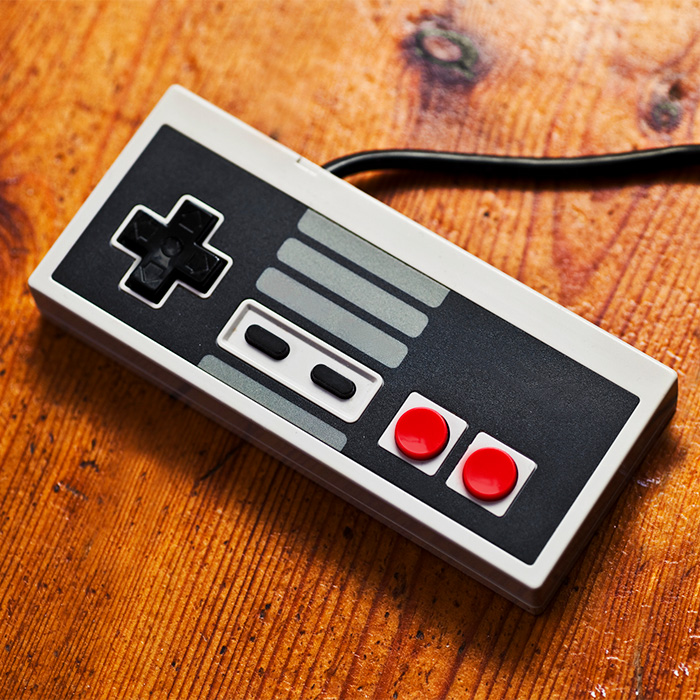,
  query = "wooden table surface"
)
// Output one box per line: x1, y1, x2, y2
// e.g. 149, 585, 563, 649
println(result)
2, 1, 700, 697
